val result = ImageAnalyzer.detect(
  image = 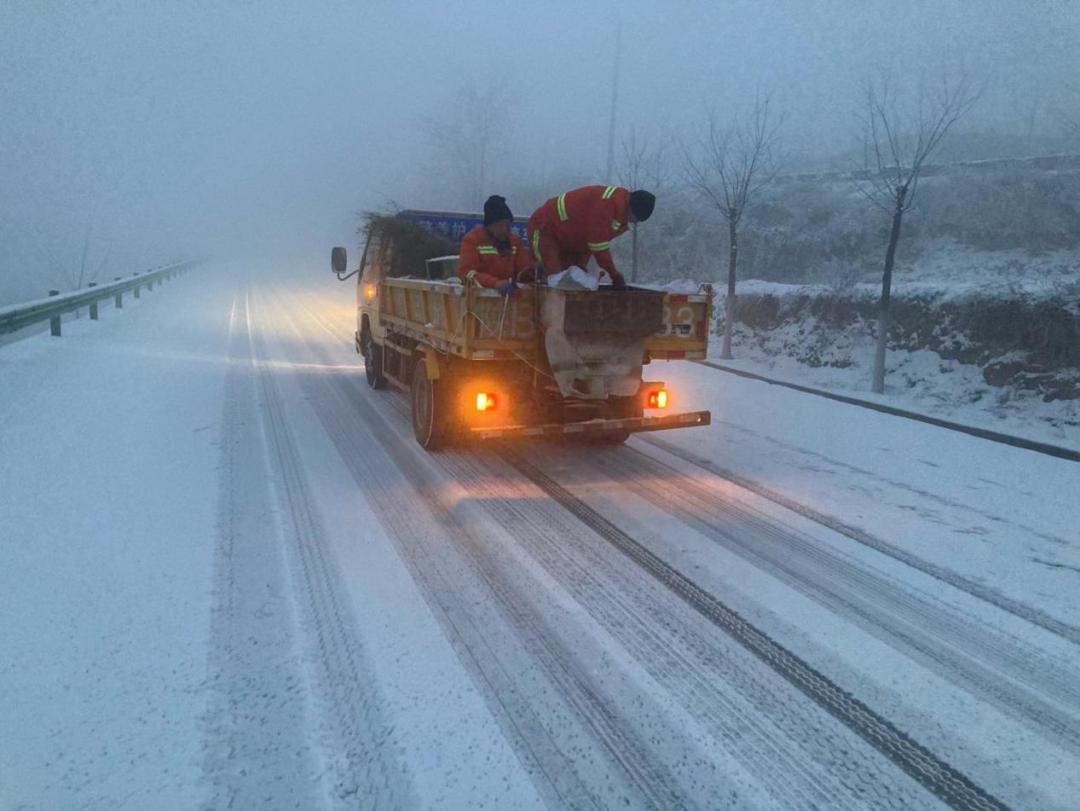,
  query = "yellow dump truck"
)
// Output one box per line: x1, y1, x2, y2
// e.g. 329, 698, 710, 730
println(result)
331, 209, 711, 449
